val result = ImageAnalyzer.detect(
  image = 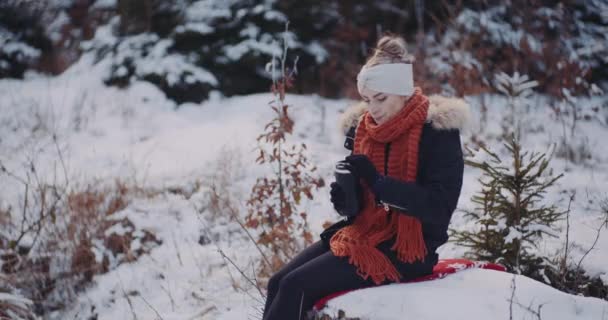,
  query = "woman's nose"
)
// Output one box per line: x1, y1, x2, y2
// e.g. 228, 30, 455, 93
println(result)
368, 103, 382, 113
